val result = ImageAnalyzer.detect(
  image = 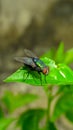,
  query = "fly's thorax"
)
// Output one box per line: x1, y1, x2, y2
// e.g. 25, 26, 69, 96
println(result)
33, 58, 46, 68
33, 58, 49, 74
33, 57, 39, 62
